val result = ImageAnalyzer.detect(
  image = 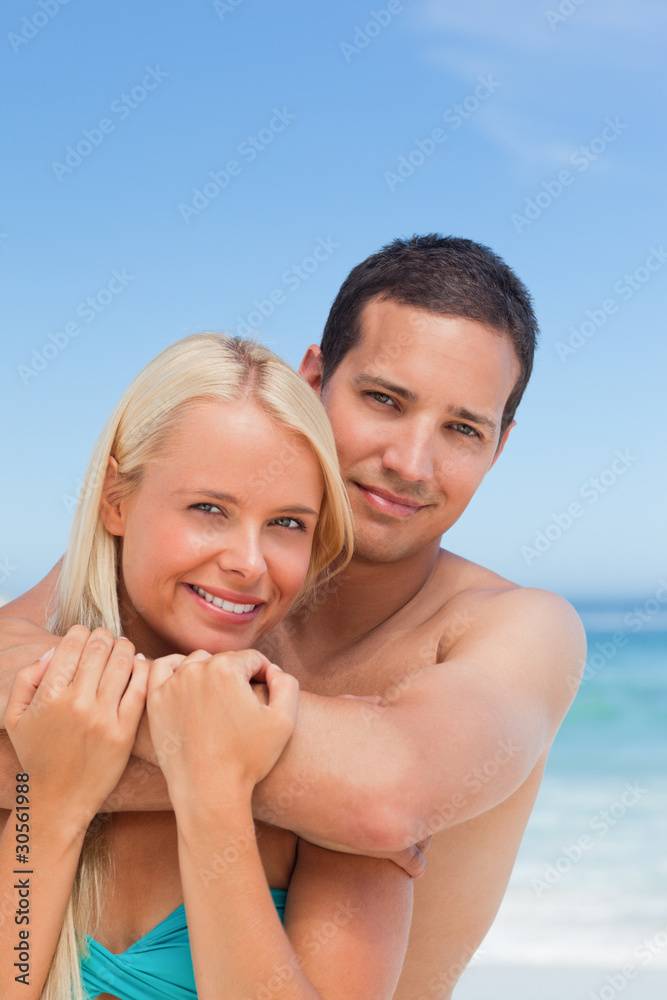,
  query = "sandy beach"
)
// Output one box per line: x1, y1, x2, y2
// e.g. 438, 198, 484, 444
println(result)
454, 963, 667, 999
